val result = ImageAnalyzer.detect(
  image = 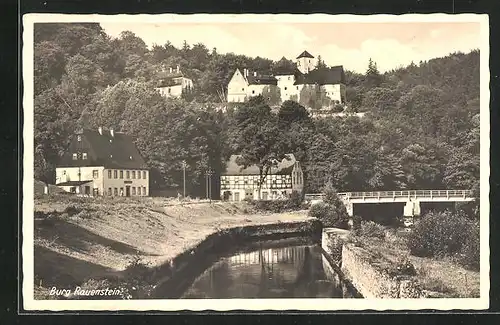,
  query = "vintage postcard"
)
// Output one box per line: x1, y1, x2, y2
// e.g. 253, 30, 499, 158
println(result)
22, 13, 490, 311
